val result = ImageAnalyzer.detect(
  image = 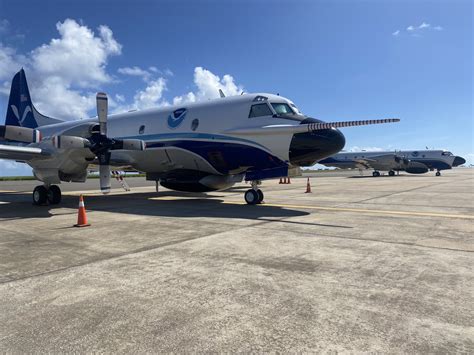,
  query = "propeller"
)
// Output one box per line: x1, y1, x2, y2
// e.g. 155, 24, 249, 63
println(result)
89, 92, 145, 194
96, 93, 111, 194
